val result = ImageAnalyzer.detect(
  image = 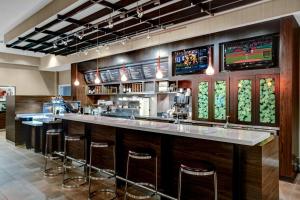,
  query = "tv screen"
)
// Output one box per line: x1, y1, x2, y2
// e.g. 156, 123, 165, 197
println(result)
174, 46, 209, 75
224, 35, 277, 70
